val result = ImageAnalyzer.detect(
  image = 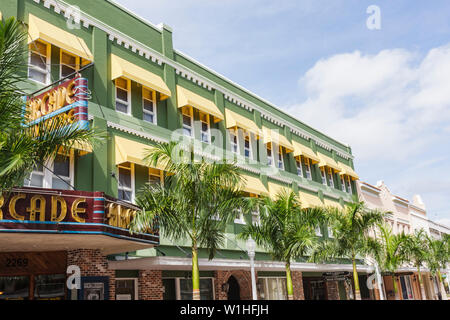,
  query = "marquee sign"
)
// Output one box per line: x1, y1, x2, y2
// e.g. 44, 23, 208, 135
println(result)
0, 187, 159, 245
26, 76, 89, 130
